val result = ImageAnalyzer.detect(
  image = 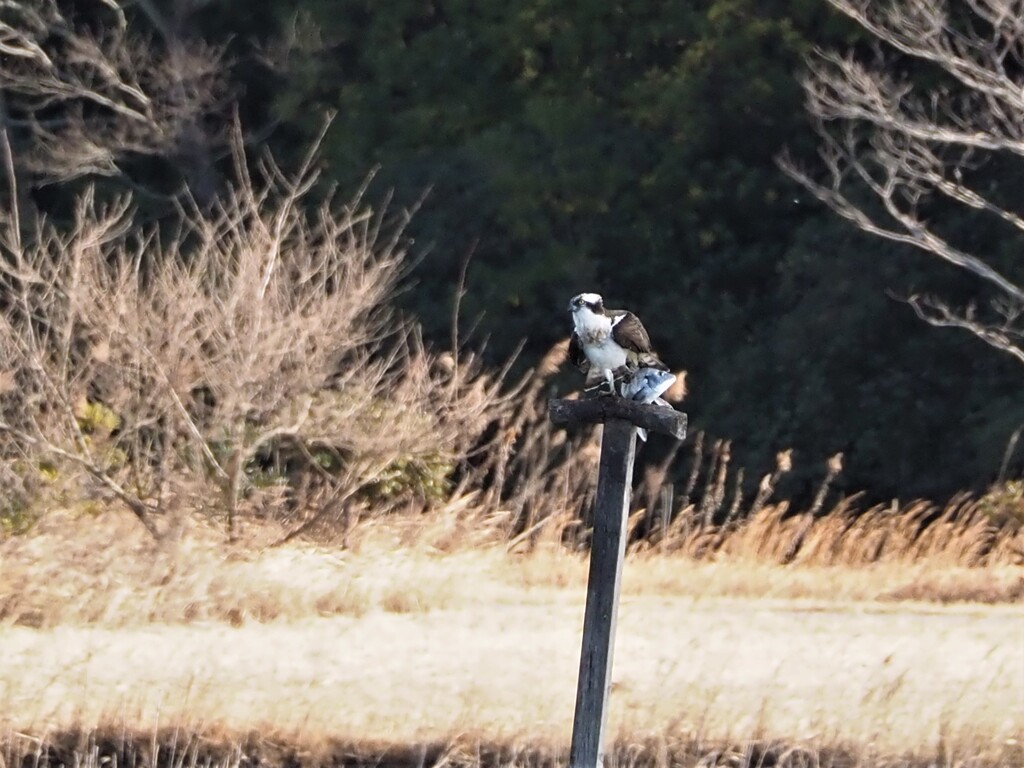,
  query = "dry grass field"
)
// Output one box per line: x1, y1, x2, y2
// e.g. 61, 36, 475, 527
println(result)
1, 507, 1022, 768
